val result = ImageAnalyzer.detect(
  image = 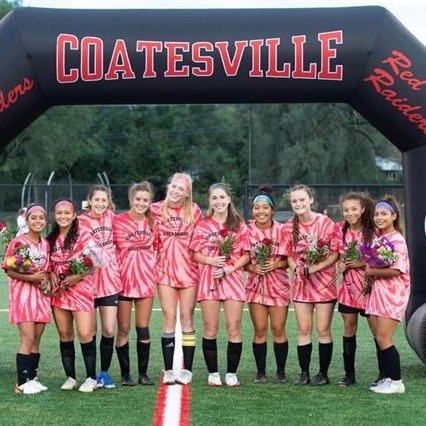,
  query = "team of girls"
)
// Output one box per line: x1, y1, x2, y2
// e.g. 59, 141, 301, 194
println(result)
2, 181, 410, 394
